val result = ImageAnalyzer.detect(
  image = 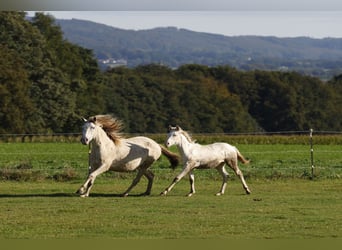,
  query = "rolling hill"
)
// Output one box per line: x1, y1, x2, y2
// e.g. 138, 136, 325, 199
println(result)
57, 18, 342, 79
